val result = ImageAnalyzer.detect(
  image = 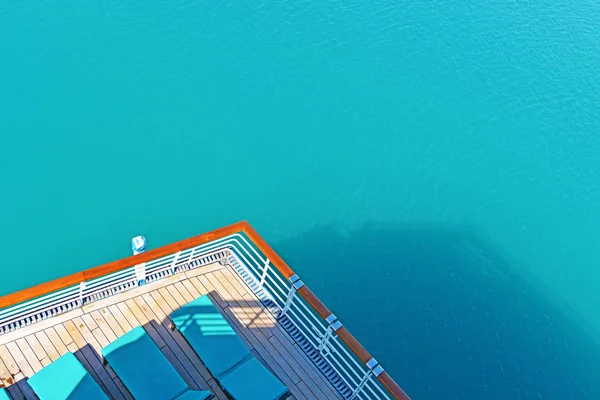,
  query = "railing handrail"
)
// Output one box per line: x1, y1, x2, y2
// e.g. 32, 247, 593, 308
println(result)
0, 221, 409, 400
